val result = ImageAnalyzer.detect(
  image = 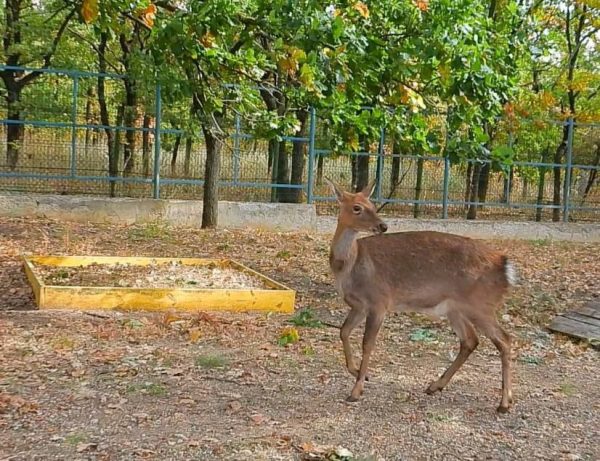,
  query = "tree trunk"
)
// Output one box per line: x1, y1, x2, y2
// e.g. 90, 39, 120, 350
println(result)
6, 86, 24, 170
581, 145, 599, 202
288, 110, 308, 203
201, 126, 222, 228
356, 154, 370, 192
122, 79, 138, 176
467, 163, 482, 219
97, 33, 117, 196
142, 115, 151, 177
184, 137, 193, 177
535, 147, 550, 222
109, 105, 124, 195
355, 135, 370, 192
413, 157, 424, 218
170, 134, 182, 176
351, 155, 357, 191
276, 140, 291, 202
553, 126, 568, 222
501, 168, 514, 203
84, 87, 94, 156
477, 162, 491, 205
464, 162, 473, 210
268, 138, 280, 202
390, 142, 401, 189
